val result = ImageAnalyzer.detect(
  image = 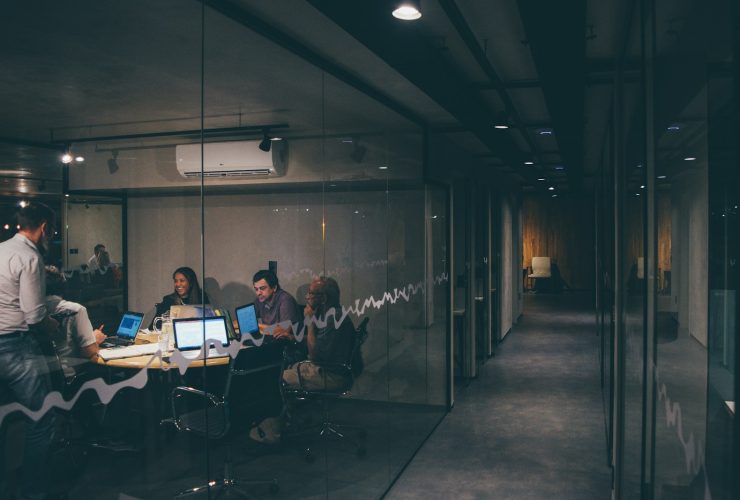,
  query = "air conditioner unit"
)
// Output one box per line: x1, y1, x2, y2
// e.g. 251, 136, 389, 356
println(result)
175, 140, 287, 178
